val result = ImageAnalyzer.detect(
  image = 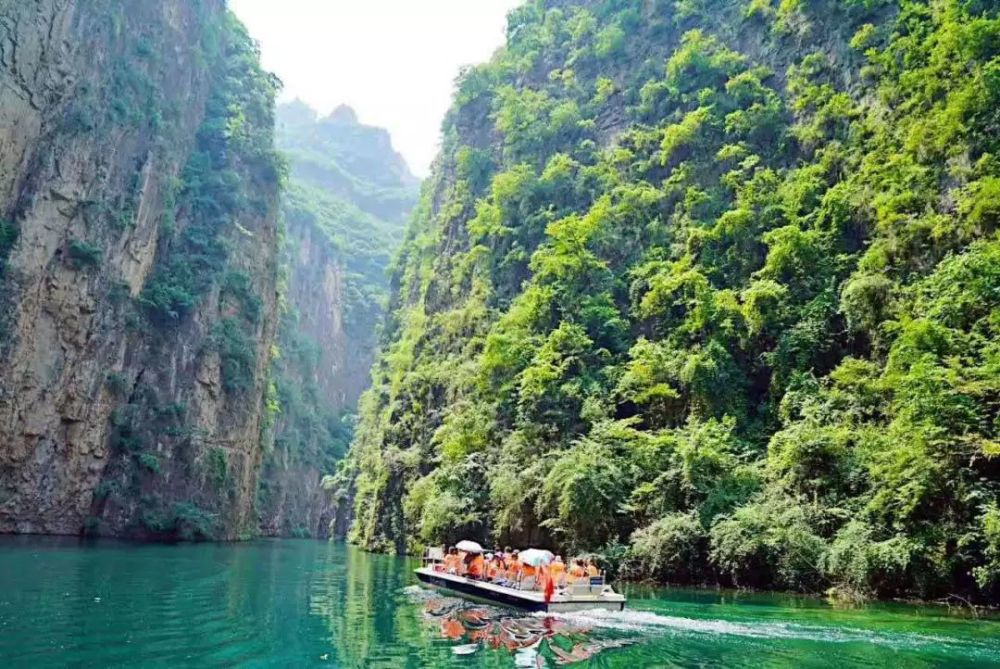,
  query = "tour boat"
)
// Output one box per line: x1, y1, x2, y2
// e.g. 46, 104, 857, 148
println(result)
415, 547, 627, 613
